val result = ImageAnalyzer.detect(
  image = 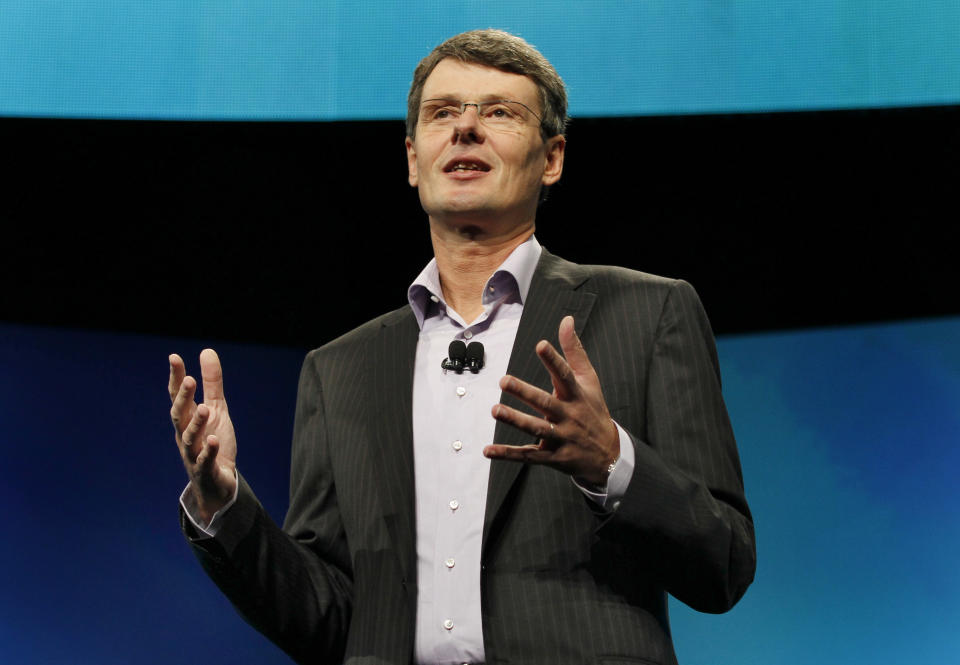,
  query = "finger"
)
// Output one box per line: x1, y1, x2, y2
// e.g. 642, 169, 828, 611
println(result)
168, 353, 186, 403
181, 403, 209, 461
199, 348, 225, 404
498, 376, 563, 420
534, 338, 579, 400
557, 315, 595, 376
170, 374, 197, 435
482, 443, 552, 464
492, 403, 561, 444
195, 433, 220, 473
